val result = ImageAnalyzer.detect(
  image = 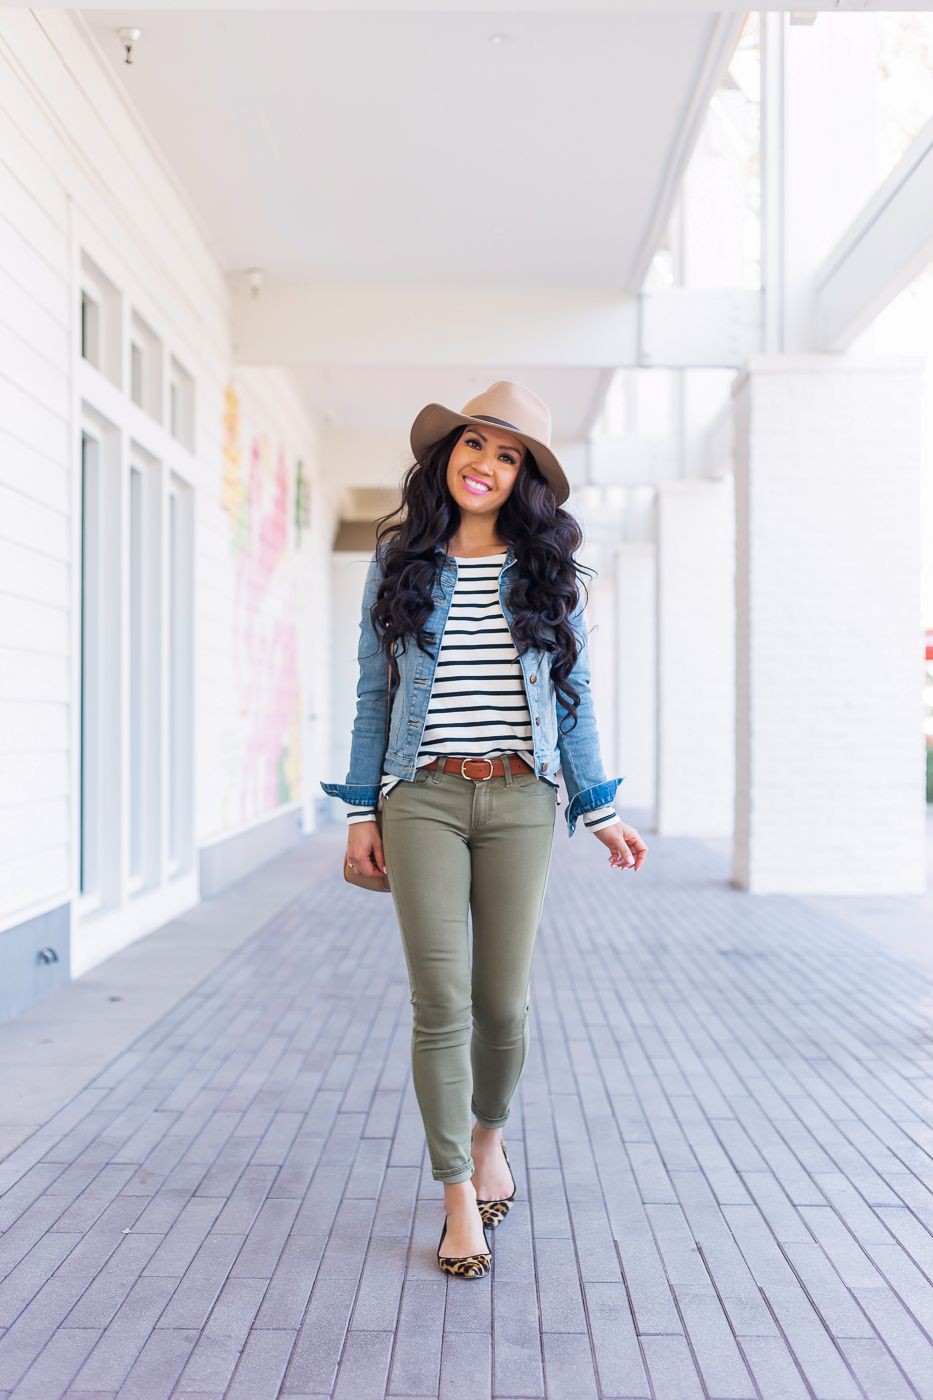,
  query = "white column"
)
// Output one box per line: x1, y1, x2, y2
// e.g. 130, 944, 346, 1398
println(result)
732, 355, 926, 894
615, 543, 656, 815
656, 478, 735, 836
